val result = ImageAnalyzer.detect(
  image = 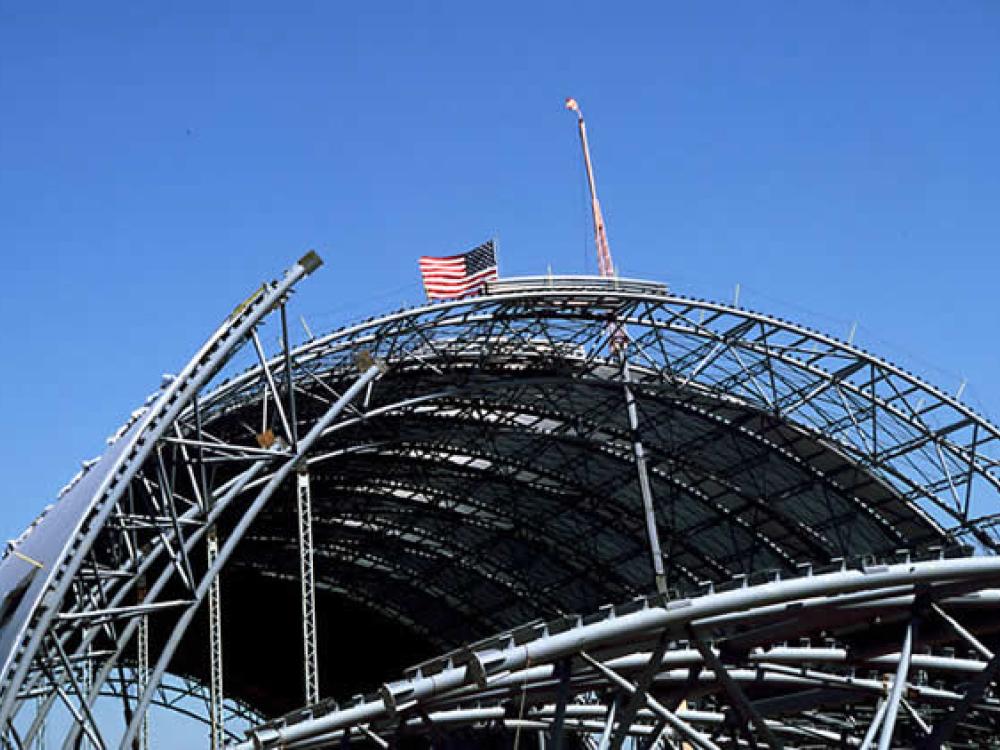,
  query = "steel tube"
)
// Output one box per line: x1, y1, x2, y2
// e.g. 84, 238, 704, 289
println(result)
120, 364, 382, 750
239, 555, 1000, 749
877, 619, 915, 750
0, 255, 320, 728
